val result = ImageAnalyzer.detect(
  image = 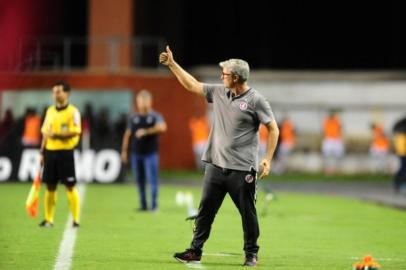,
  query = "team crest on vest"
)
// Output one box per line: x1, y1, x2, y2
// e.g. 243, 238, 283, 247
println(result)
239, 102, 248, 111
146, 116, 154, 124
133, 116, 140, 124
